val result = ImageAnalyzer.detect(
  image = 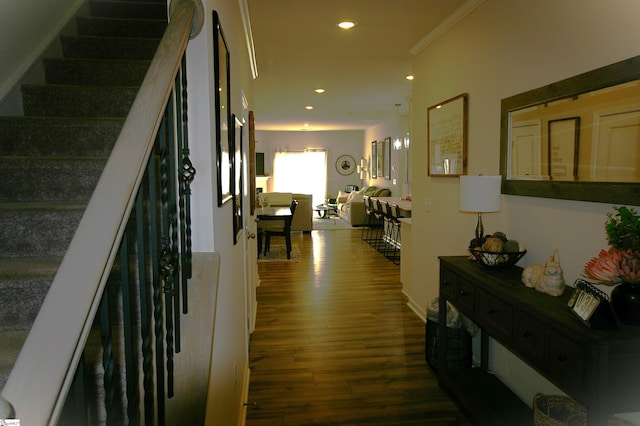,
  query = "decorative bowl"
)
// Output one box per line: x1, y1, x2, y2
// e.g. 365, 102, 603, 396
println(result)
469, 249, 527, 269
